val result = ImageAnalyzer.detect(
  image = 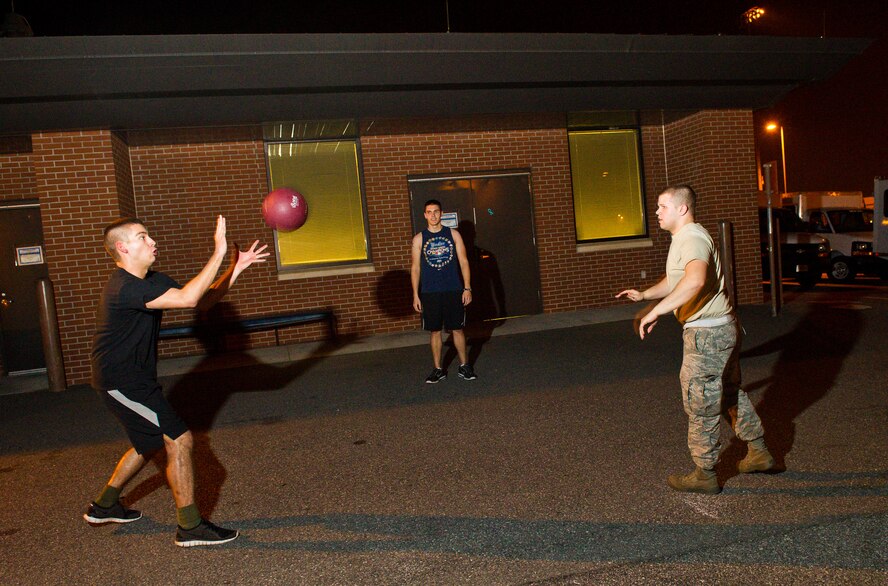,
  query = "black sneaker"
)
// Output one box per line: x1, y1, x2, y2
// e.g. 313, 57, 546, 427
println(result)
425, 368, 446, 384
457, 364, 477, 380
83, 501, 142, 524
175, 519, 239, 547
